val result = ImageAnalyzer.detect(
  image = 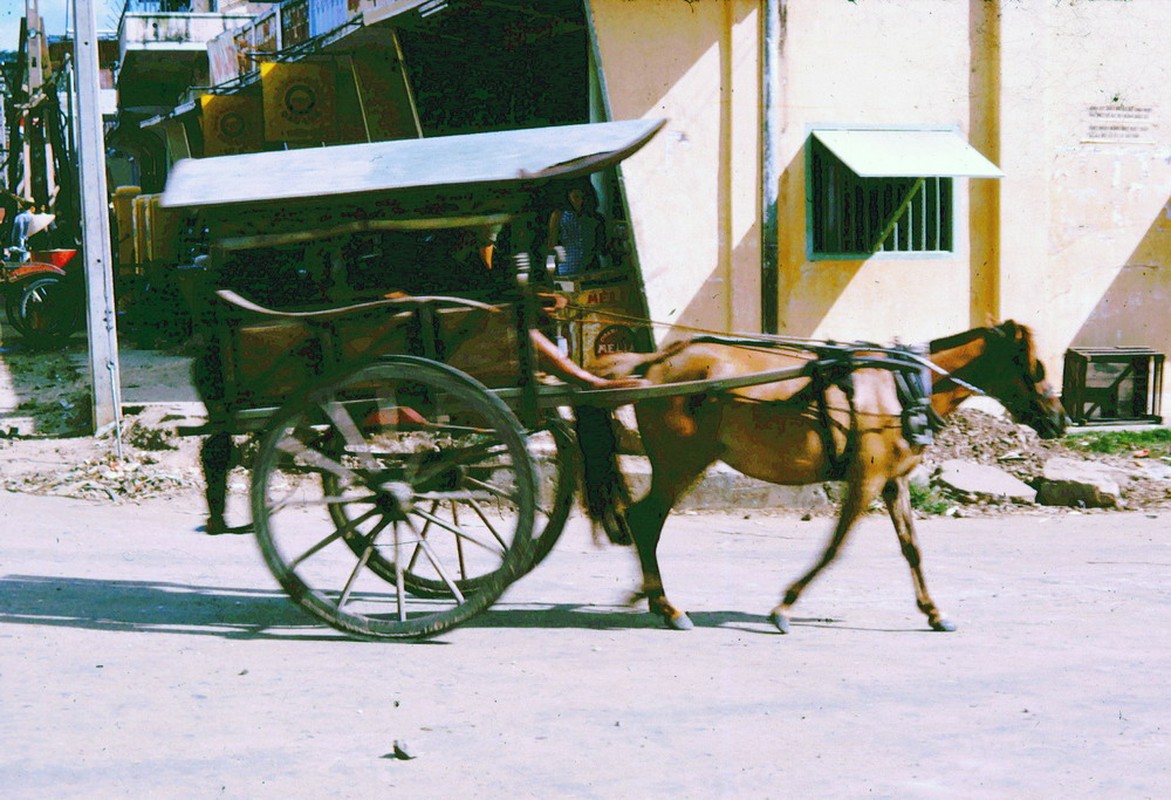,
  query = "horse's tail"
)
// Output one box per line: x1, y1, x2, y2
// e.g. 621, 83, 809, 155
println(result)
573, 405, 634, 545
